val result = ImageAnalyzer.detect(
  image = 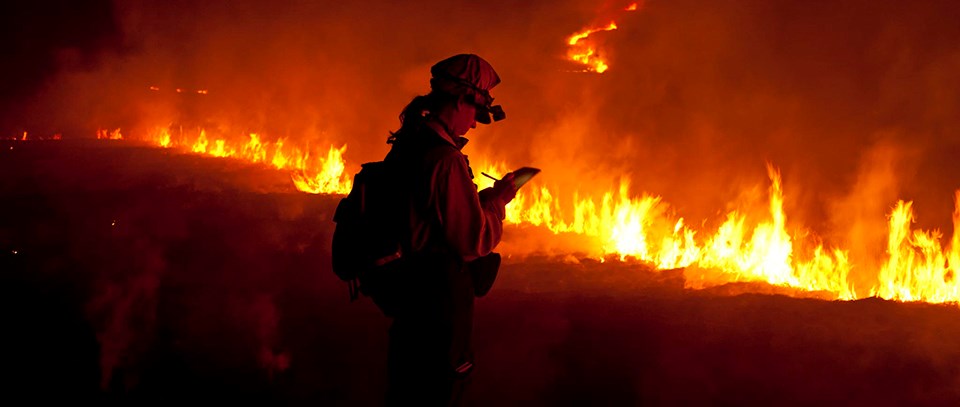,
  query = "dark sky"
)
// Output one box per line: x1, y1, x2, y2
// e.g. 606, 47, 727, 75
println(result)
4, 0, 960, 265
0, 0, 120, 125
